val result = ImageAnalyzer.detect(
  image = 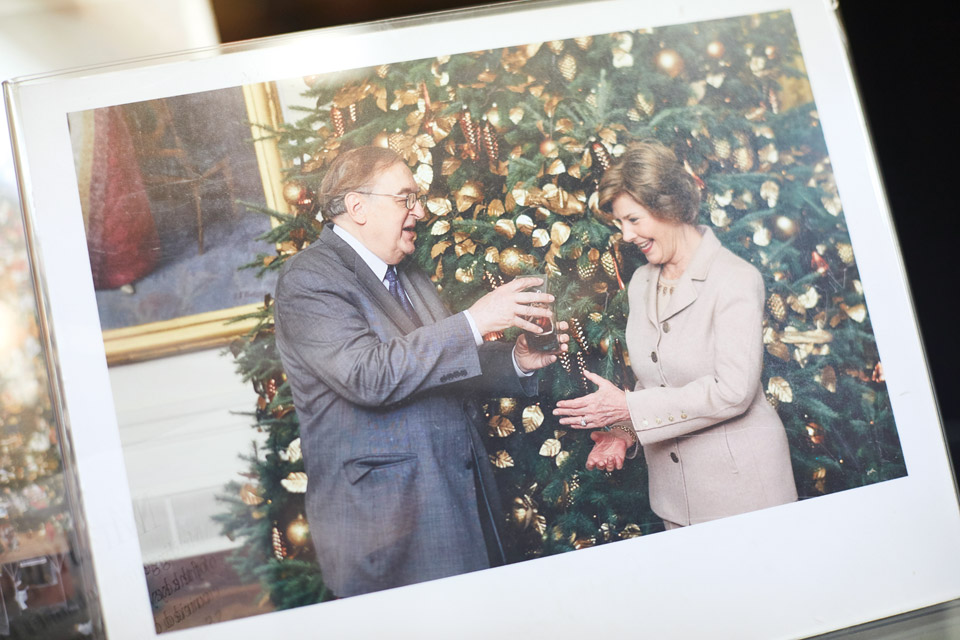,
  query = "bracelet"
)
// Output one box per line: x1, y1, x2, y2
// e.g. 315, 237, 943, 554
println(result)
611, 423, 638, 445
